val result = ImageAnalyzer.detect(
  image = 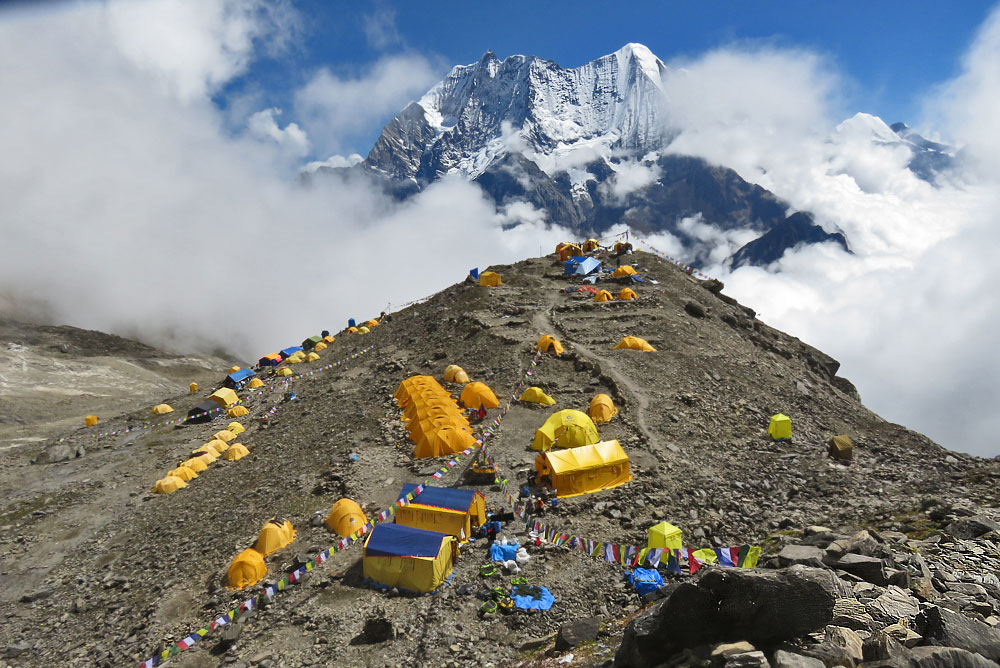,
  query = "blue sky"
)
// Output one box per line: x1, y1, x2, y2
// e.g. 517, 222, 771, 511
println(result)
229, 0, 998, 159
